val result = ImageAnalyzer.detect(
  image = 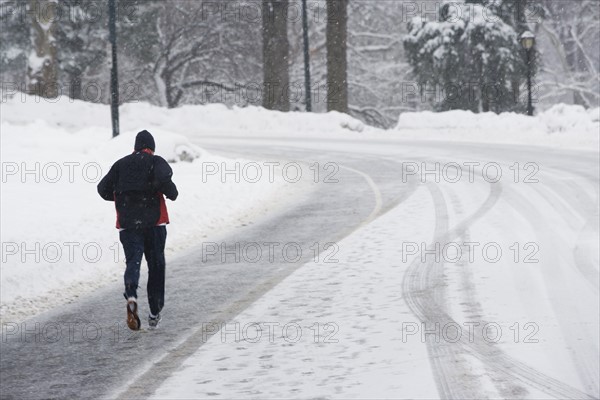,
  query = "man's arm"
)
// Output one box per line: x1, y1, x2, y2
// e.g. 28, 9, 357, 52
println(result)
97, 163, 117, 201
153, 157, 178, 200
